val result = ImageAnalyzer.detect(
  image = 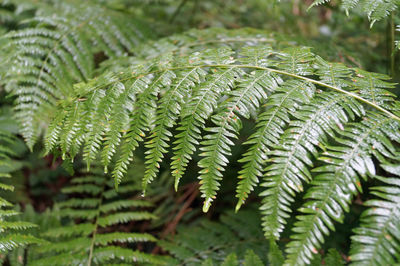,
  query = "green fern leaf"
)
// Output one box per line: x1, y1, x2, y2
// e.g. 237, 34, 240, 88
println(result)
261, 92, 364, 239
35, 165, 163, 265
222, 253, 239, 266
95, 232, 157, 245
113, 71, 174, 185
171, 67, 239, 190
350, 174, 400, 265
309, 0, 331, 9
0, 130, 44, 254
143, 66, 206, 193
1, 0, 150, 148
43, 29, 400, 245
325, 249, 344, 265
243, 249, 264, 266
285, 112, 400, 265
236, 80, 315, 211
268, 239, 285, 266
83, 83, 126, 169
199, 70, 280, 212
351, 69, 397, 108
0, 234, 44, 252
